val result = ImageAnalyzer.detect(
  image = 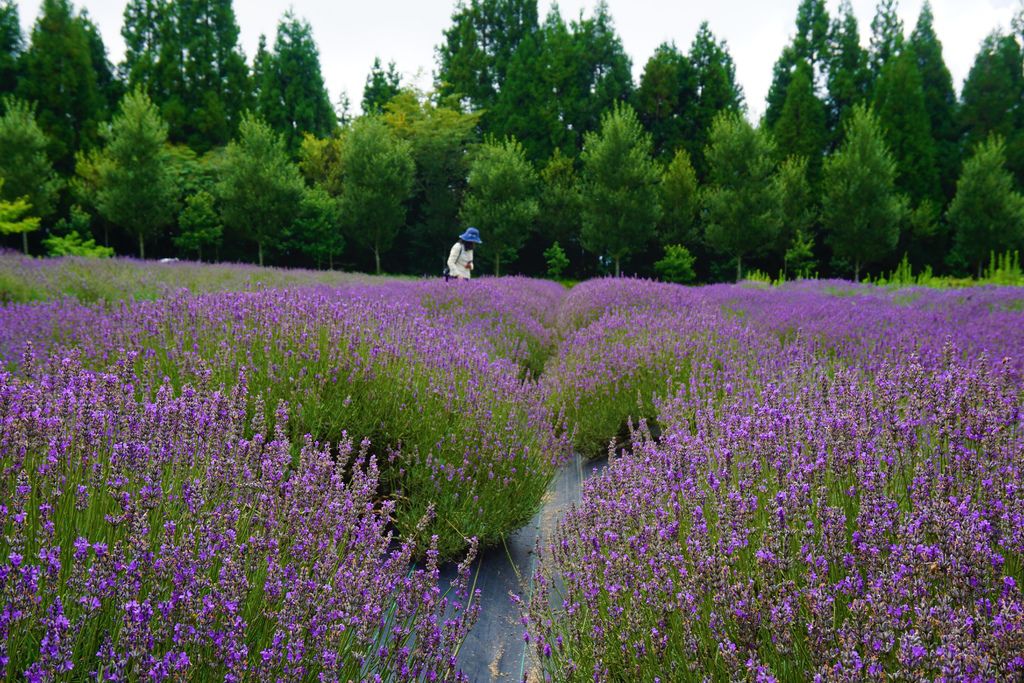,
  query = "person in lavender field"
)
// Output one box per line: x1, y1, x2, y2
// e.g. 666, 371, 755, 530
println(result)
445, 227, 481, 280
